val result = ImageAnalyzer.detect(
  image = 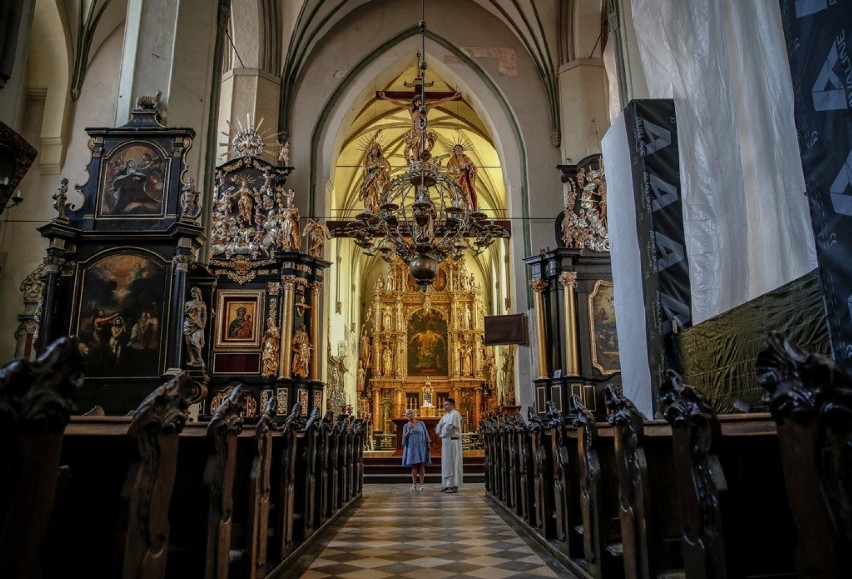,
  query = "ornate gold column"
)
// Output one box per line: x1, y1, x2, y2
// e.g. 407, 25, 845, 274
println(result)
309, 281, 322, 380
372, 388, 381, 433
395, 388, 404, 418
279, 275, 296, 378
559, 272, 581, 376
529, 279, 549, 379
